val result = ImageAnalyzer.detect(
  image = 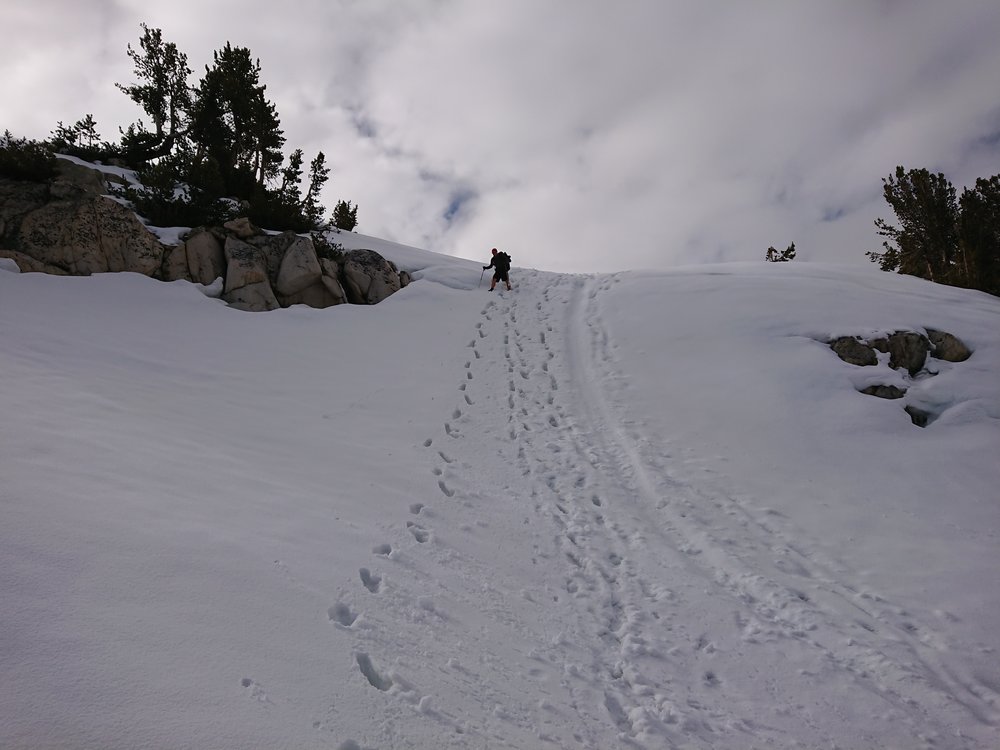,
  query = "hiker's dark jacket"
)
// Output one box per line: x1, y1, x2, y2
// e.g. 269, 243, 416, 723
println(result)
487, 252, 511, 275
